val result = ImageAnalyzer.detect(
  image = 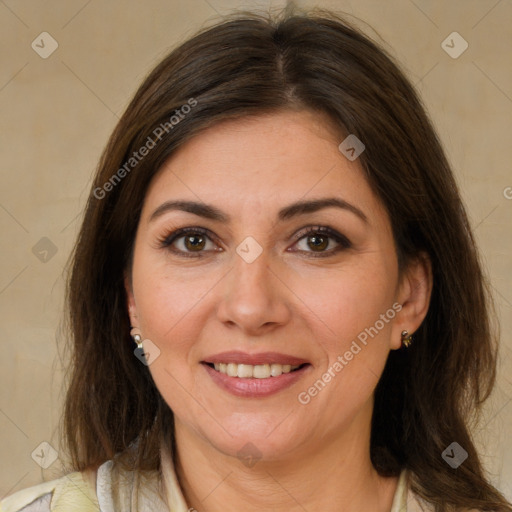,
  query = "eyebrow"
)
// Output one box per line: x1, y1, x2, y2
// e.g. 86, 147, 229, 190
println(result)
149, 197, 368, 224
